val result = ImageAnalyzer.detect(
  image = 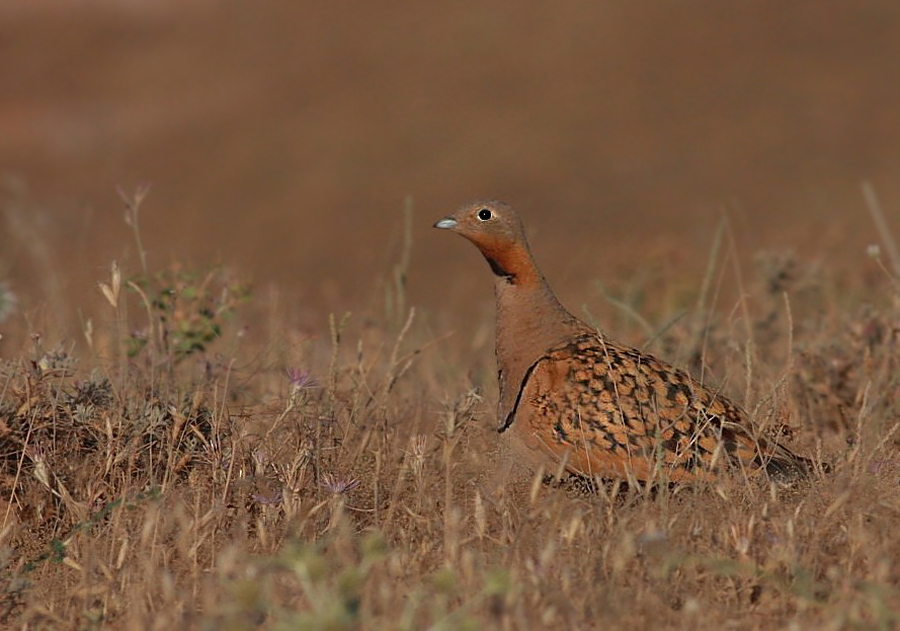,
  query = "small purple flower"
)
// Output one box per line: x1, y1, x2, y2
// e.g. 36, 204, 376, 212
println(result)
320, 473, 360, 495
286, 367, 314, 389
